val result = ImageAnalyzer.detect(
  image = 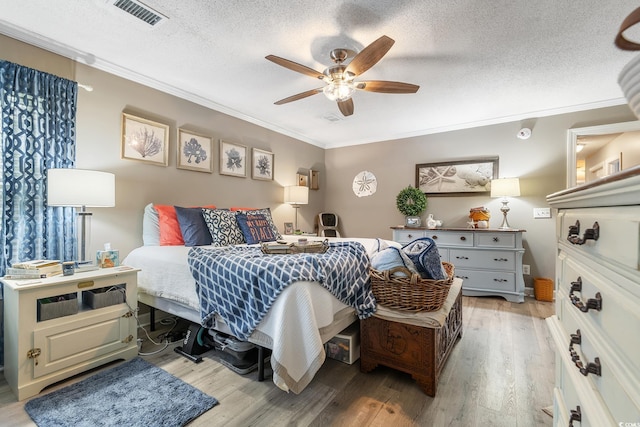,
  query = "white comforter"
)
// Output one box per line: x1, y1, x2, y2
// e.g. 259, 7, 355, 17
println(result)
124, 236, 398, 393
